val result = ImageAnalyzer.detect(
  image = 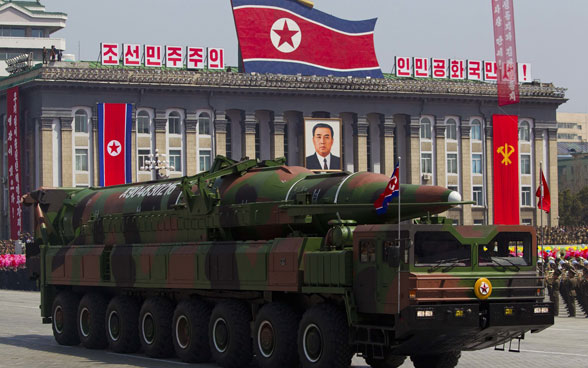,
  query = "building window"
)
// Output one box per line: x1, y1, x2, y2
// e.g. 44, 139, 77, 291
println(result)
473, 219, 484, 225
199, 150, 212, 172
472, 154, 482, 174
225, 120, 232, 159
74, 110, 88, 133
1, 27, 25, 37
198, 113, 211, 135
447, 153, 458, 174
168, 112, 181, 135
283, 123, 289, 164
75, 149, 88, 171
519, 121, 530, 142
520, 154, 531, 175
471, 119, 482, 141
472, 186, 483, 206
169, 149, 182, 171
420, 117, 432, 140
31, 28, 44, 38
521, 186, 532, 206
255, 123, 260, 159
421, 153, 432, 174
137, 111, 150, 134
522, 219, 533, 225
446, 118, 457, 140
138, 149, 151, 171
448, 185, 458, 192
